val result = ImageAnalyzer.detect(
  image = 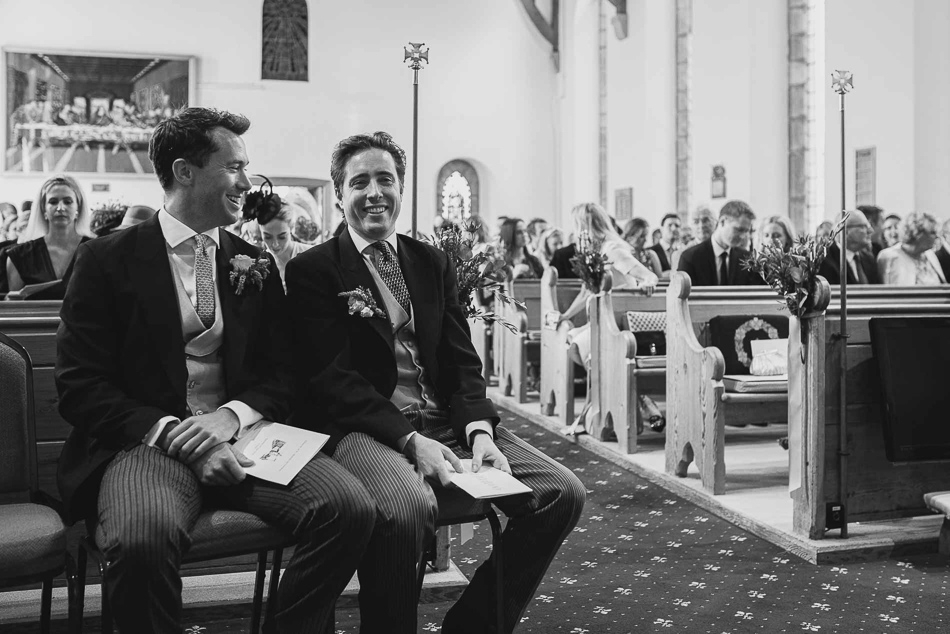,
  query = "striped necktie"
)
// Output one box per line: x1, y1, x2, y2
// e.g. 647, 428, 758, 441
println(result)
193, 234, 215, 328
371, 240, 410, 314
